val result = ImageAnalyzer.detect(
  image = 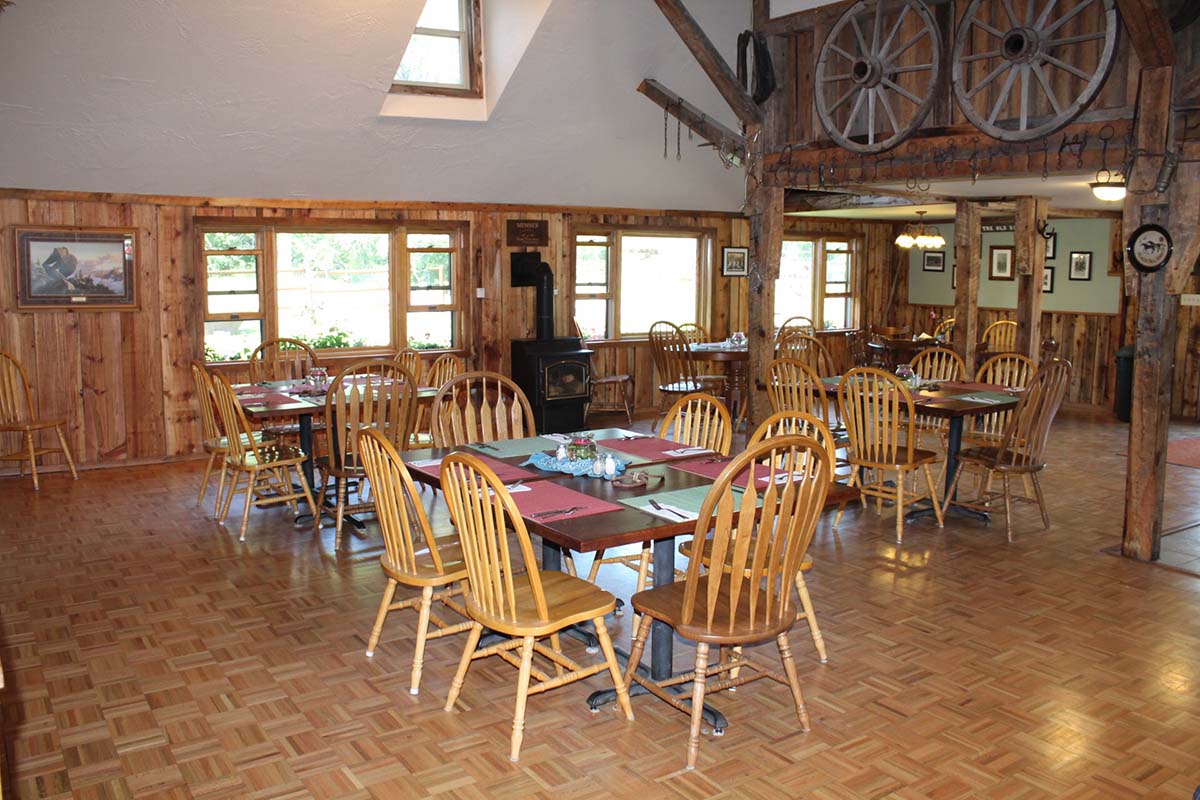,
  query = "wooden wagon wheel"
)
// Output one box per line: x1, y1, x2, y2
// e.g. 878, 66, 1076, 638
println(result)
815, 0, 942, 154
951, 0, 1118, 142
